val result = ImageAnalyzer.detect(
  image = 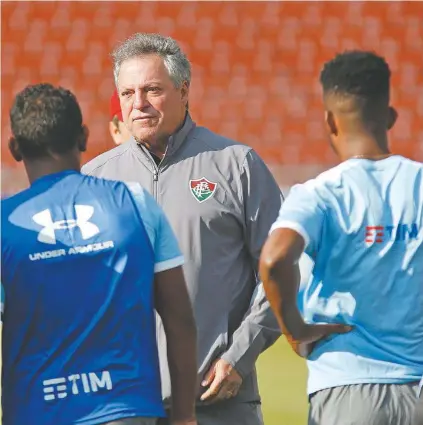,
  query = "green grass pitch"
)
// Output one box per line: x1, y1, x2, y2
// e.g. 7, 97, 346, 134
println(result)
257, 338, 308, 424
